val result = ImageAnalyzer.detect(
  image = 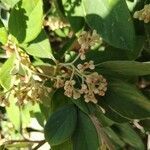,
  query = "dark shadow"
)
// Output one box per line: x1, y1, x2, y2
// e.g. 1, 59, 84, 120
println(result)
9, 1, 28, 43
62, 0, 84, 32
